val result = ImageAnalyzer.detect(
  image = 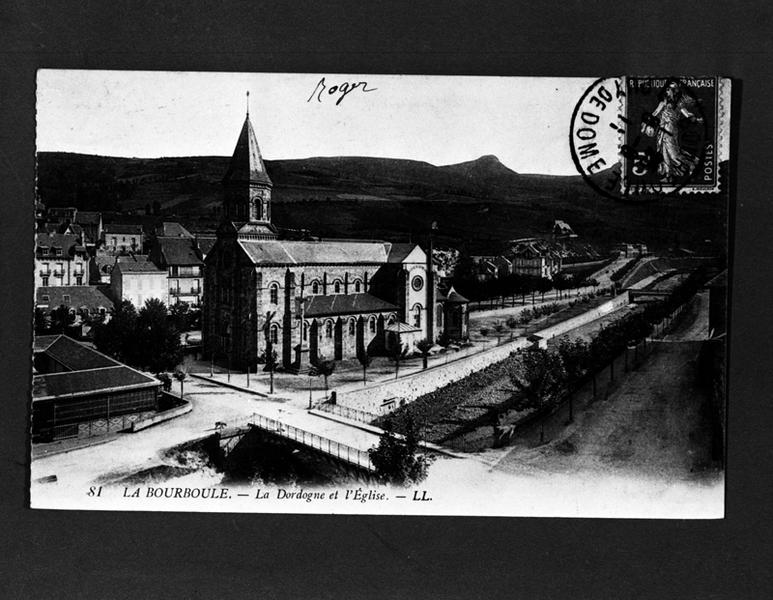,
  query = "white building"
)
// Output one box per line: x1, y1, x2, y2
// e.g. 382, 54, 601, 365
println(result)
35, 232, 89, 288
110, 255, 168, 309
